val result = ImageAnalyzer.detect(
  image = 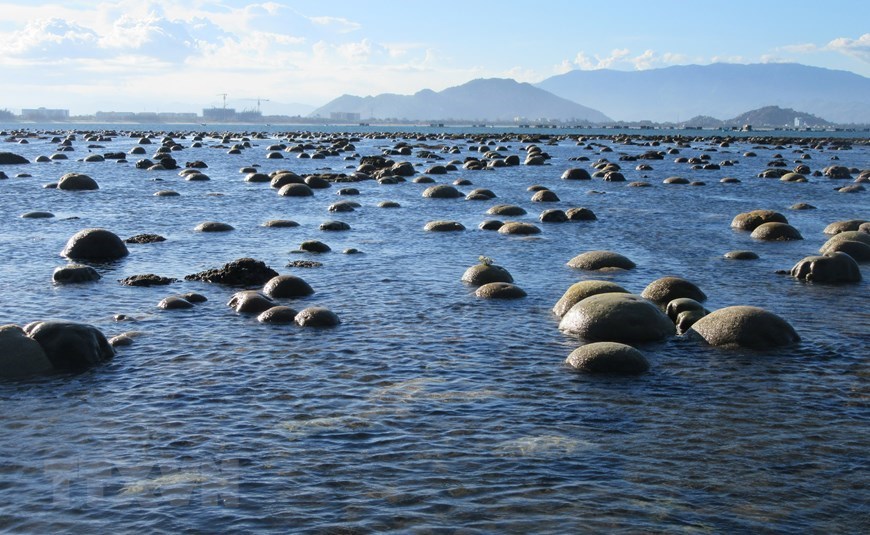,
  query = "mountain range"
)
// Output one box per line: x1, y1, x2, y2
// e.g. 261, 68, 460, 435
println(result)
537, 63, 870, 124
310, 78, 611, 123
310, 63, 869, 125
